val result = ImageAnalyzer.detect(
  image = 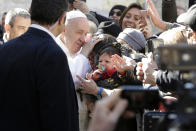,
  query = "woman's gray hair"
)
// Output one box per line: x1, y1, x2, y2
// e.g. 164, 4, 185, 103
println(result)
5, 8, 30, 27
